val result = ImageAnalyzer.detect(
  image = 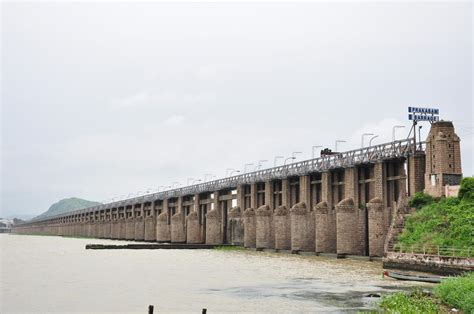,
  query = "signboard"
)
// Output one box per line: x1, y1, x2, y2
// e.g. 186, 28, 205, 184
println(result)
408, 106, 439, 122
